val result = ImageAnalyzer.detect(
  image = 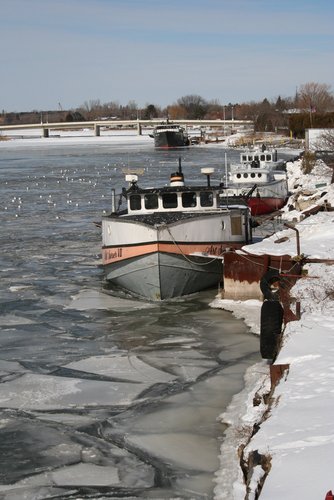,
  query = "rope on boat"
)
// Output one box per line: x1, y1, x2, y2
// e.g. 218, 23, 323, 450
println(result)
164, 225, 225, 266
